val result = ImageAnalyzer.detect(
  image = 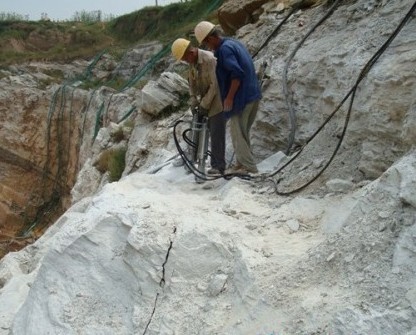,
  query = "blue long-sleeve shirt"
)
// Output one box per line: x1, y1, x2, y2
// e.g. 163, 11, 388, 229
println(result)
214, 38, 262, 118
